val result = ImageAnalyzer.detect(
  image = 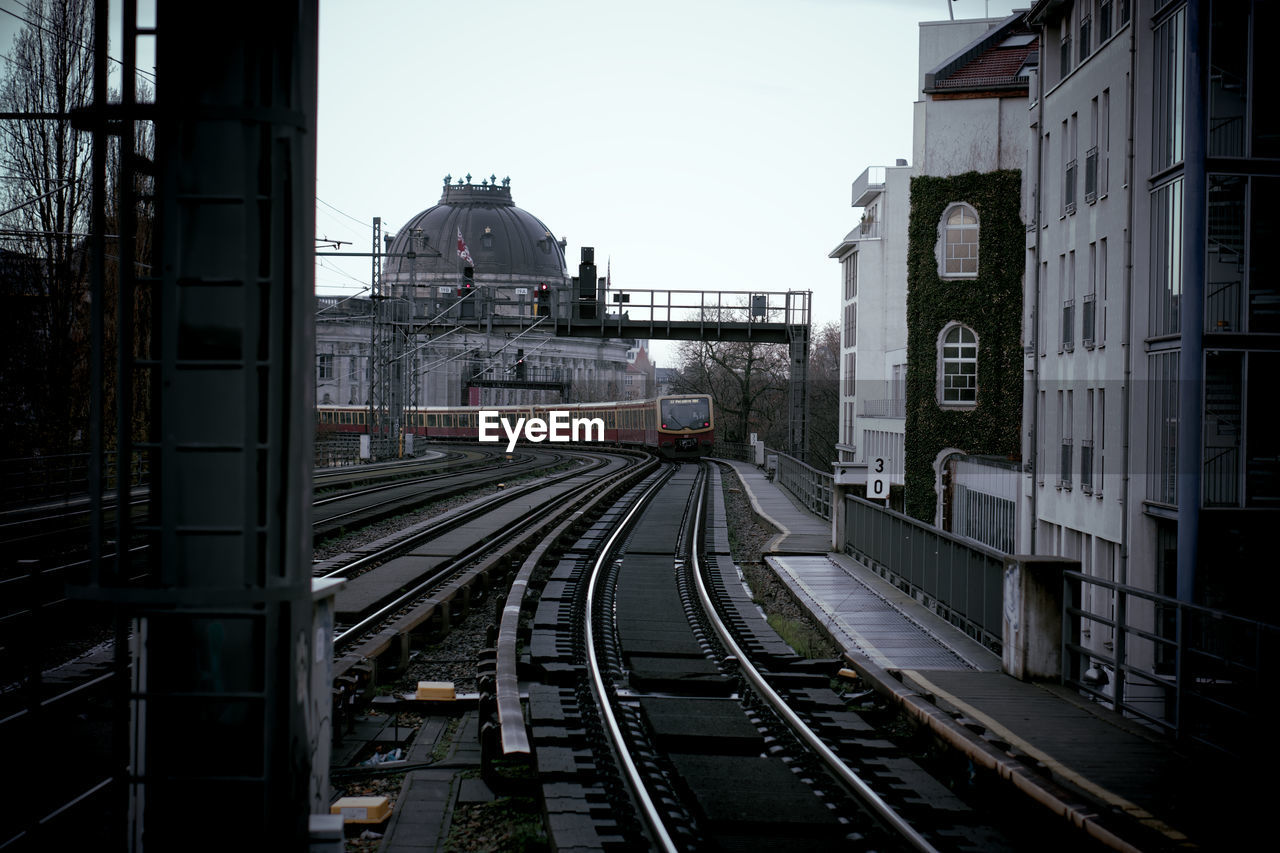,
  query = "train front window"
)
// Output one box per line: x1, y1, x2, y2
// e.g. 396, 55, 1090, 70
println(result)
660, 397, 710, 429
